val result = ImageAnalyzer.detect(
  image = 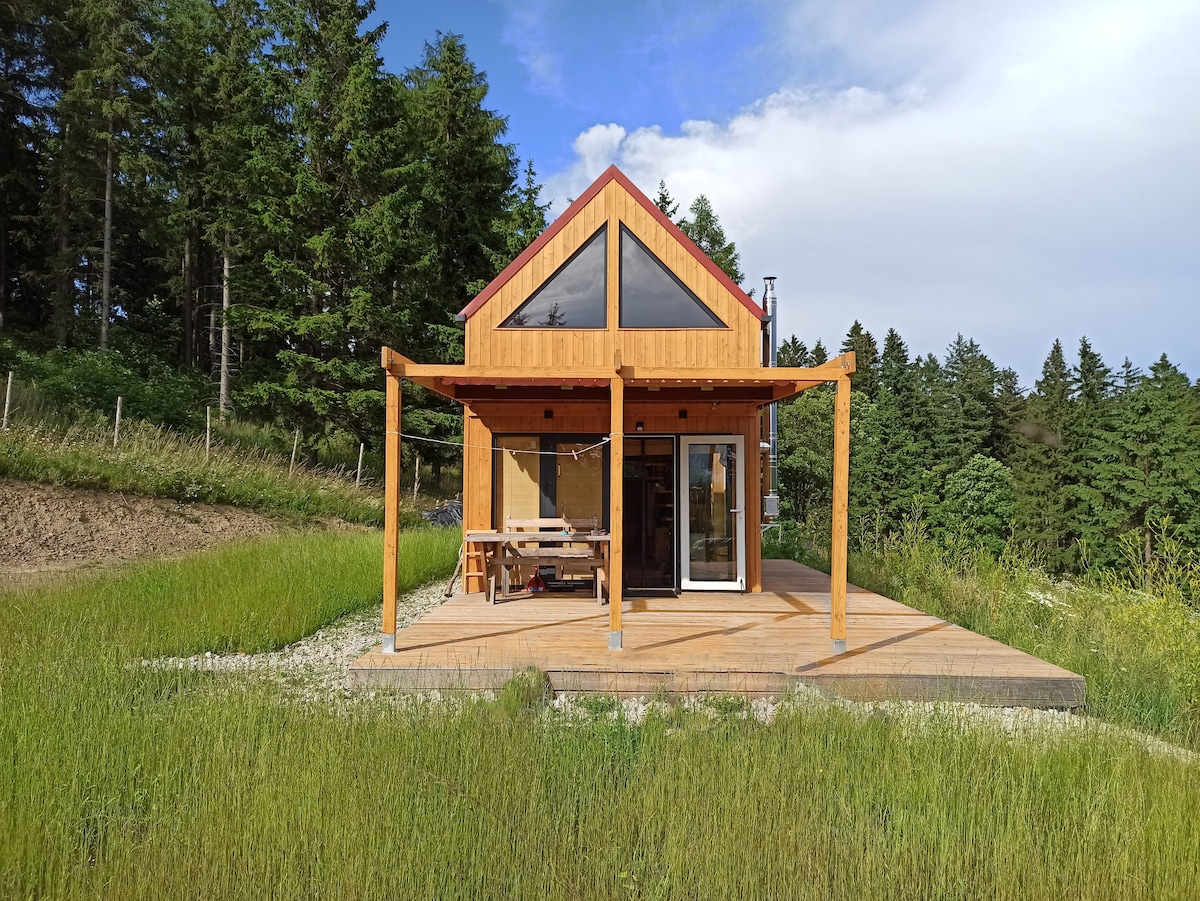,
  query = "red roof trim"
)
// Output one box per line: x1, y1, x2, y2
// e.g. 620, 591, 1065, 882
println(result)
459, 164, 766, 321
